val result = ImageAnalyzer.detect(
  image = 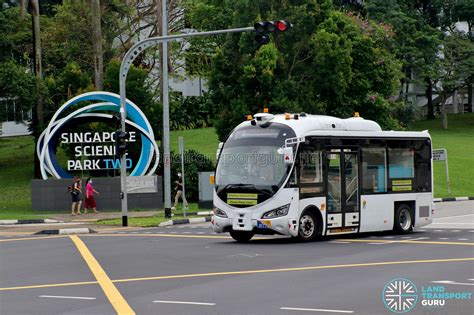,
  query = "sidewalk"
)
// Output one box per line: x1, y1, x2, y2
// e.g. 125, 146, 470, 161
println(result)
48, 210, 160, 223
0, 211, 161, 236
